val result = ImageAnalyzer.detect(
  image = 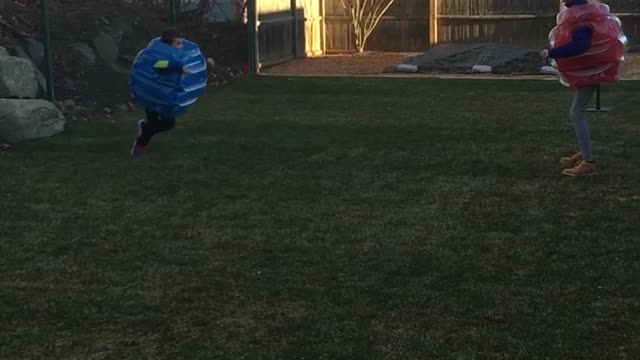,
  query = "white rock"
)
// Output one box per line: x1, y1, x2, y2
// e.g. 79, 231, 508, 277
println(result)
471, 65, 492, 73
540, 66, 558, 75
396, 64, 418, 73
